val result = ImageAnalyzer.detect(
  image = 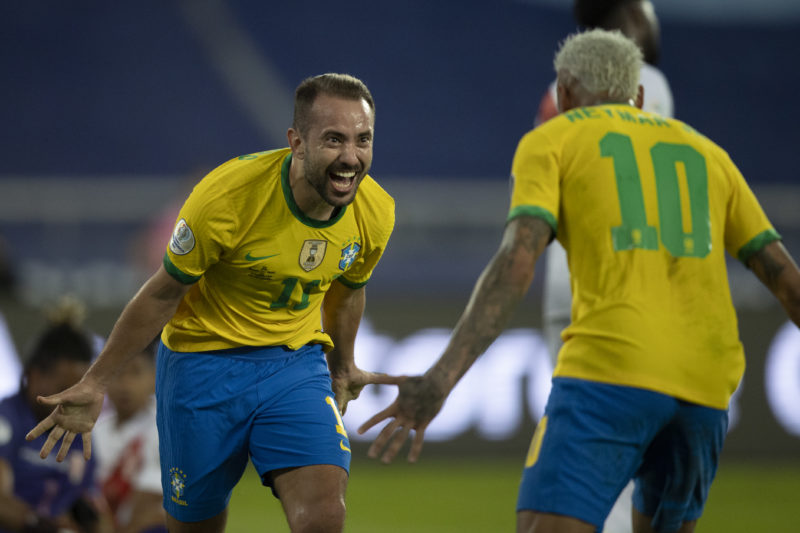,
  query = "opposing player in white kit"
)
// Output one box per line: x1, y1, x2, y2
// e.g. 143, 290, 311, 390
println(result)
94, 339, 166, 533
